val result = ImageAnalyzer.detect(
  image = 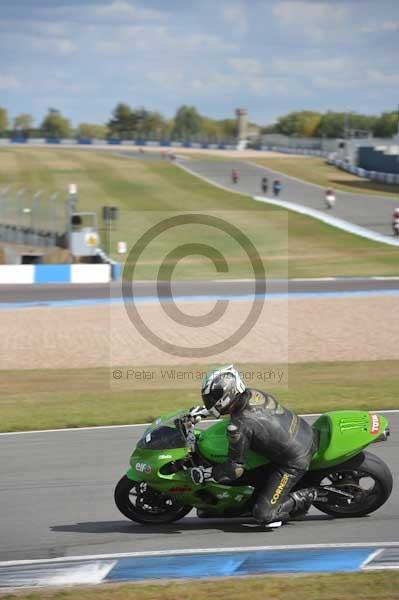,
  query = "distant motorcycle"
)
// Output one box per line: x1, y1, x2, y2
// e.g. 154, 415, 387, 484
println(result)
273, 180, 282, 196
392, 209, 399, 236
325, 189, 336, 209
231, 169, 239, 184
